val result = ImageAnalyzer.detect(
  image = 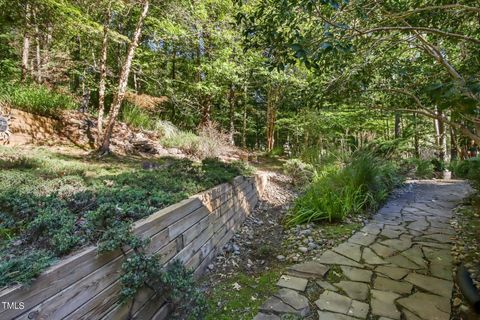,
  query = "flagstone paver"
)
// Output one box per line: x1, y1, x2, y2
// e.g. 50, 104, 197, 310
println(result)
252, 180, 472, 319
